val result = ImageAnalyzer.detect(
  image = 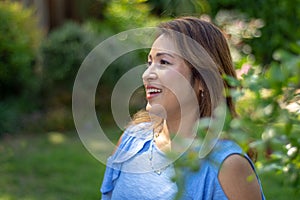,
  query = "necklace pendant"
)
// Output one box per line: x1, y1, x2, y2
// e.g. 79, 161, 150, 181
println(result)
154, 170, 161, 175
